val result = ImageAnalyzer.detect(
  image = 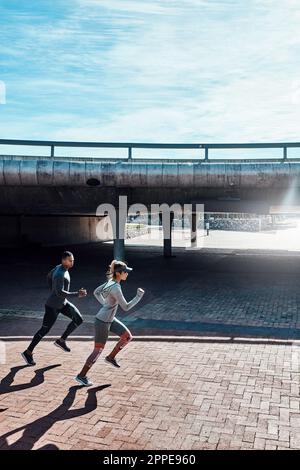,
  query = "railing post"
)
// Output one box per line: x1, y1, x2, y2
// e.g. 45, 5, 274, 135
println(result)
50, 145, 55, 158
283, 146, 287, 160
128, 146, 132, 160
205, 147, 209, 161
